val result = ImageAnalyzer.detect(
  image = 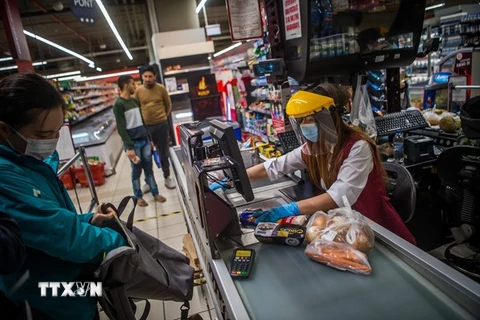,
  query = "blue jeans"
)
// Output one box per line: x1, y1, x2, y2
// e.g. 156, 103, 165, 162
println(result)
130, 139, 159, 199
